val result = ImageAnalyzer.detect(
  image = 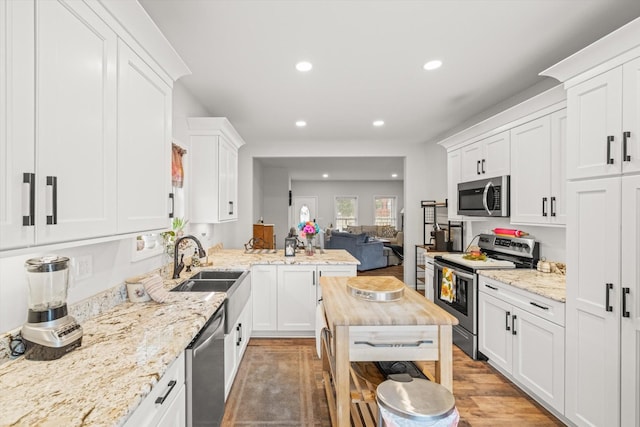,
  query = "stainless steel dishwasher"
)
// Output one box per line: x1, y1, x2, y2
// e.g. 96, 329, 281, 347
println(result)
185, 302, 225, 427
